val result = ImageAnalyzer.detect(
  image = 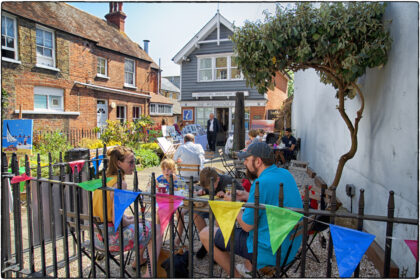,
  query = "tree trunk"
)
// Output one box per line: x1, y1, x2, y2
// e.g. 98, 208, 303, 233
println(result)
233, 92, 245, 151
